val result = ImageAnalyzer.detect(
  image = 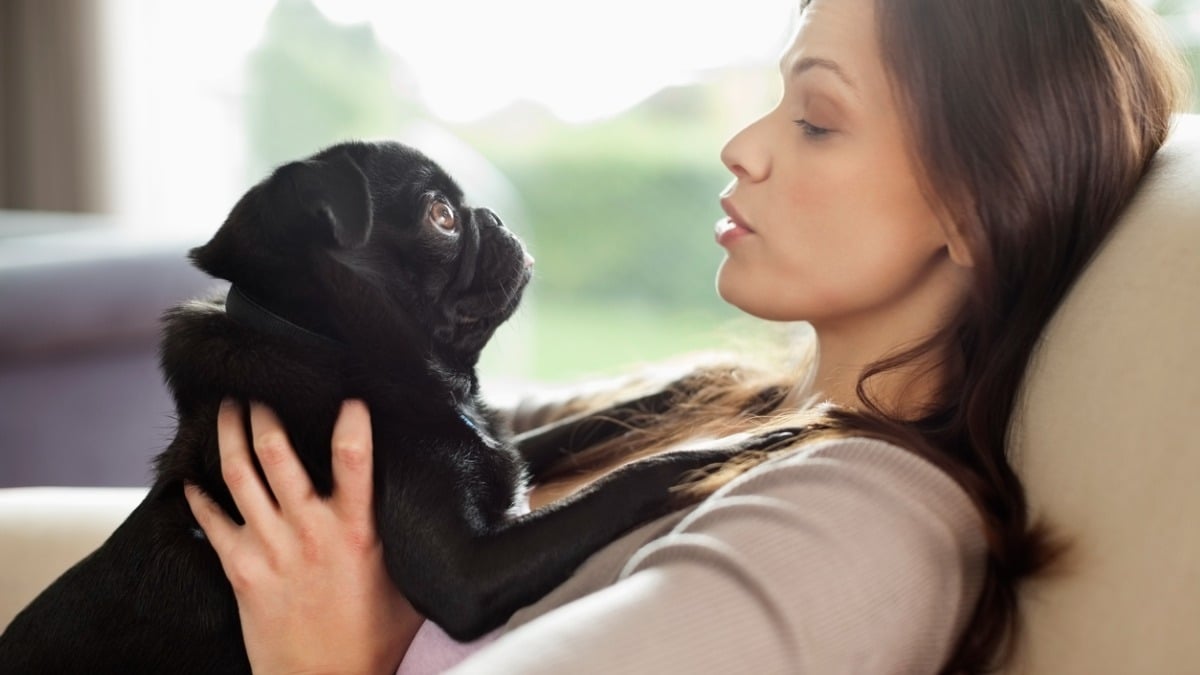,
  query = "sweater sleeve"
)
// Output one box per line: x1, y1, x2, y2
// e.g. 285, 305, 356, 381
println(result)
447, 437, 987, 674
